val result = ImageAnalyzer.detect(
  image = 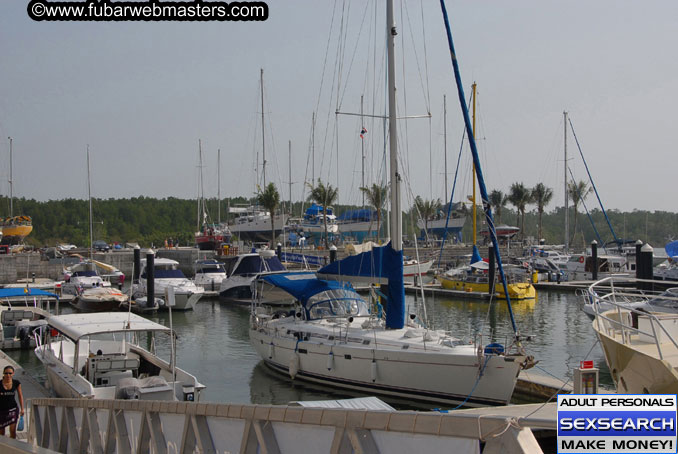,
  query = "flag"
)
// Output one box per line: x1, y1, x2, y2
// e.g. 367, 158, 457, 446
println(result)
360, 127, 367, 139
